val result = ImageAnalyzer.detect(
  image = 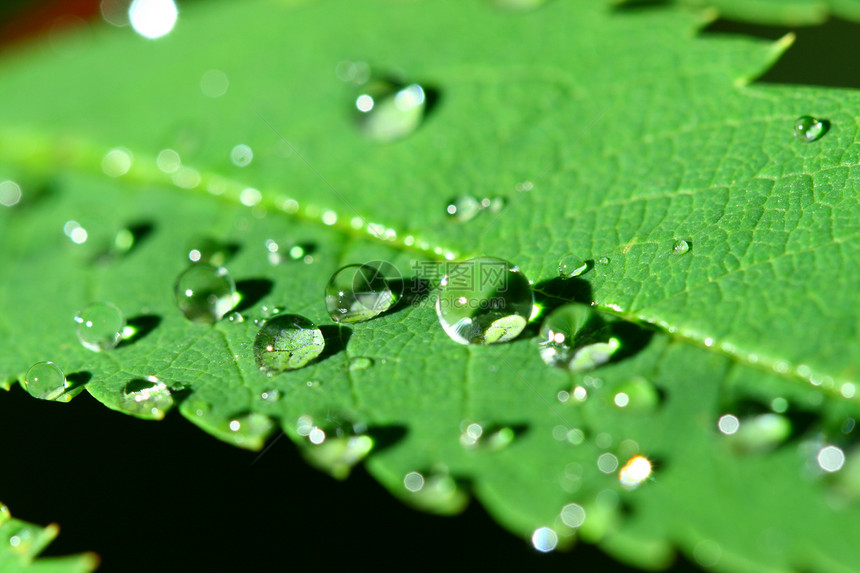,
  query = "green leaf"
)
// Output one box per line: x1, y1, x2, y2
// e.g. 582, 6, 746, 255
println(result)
0, 503, 97, 573
2, 1, 860, 571
623, 0, 860, 26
